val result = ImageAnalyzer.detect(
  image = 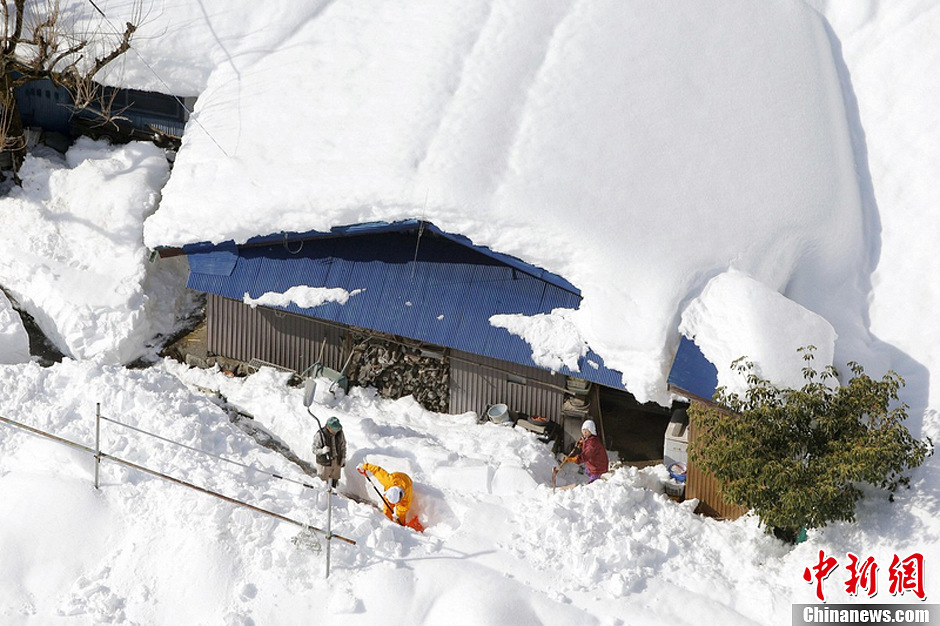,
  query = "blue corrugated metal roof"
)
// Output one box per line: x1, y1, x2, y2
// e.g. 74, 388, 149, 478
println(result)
666, 336, 719, 402
186, 222, 631, 390
224, 220, 582, 294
